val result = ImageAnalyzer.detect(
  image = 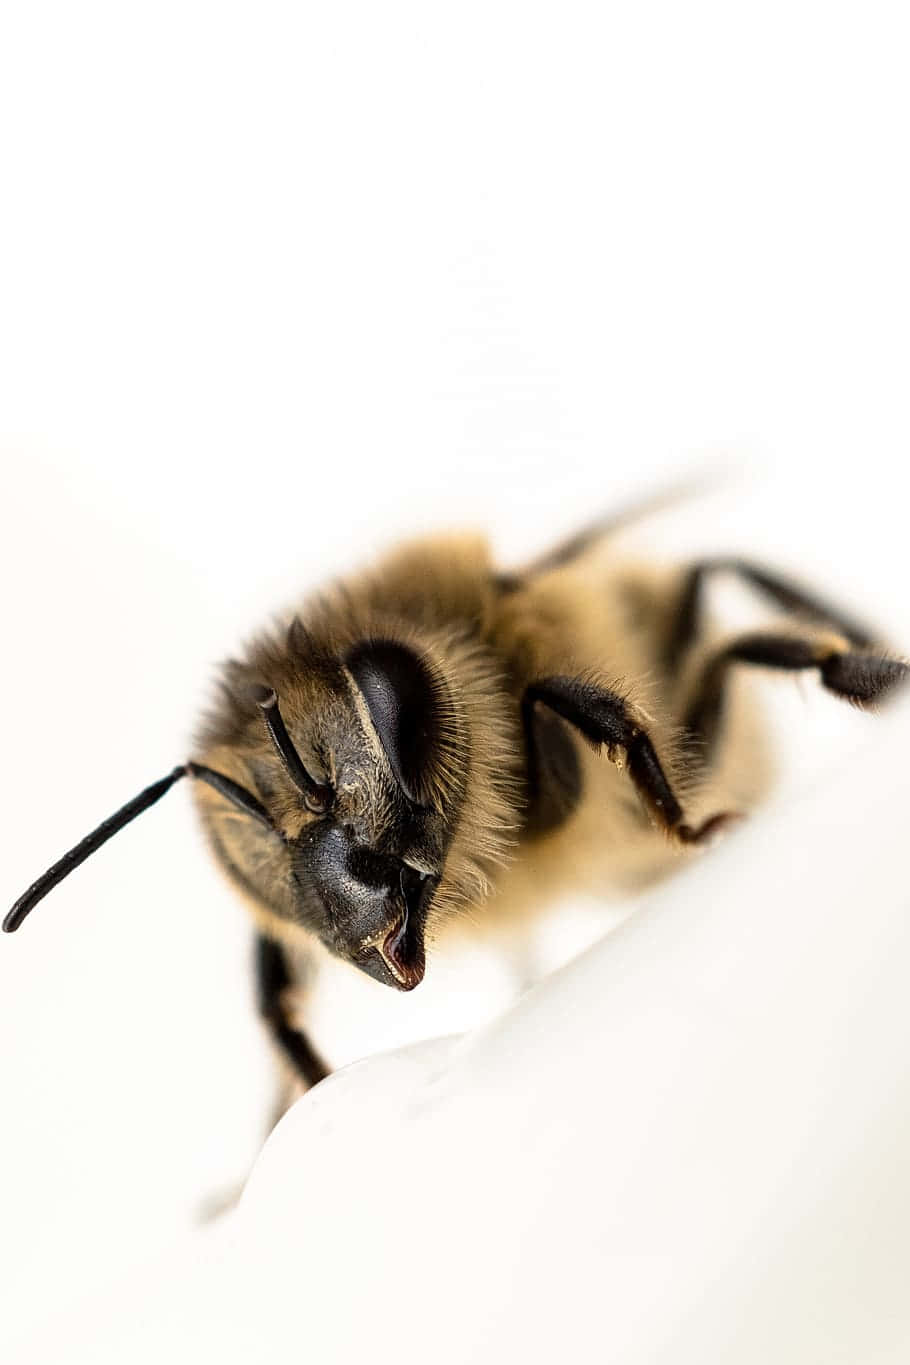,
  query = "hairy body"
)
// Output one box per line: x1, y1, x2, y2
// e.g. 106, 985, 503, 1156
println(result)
6, 503, 904, 1166
5, 498, 906, 1141
186, 520, 904, 1098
